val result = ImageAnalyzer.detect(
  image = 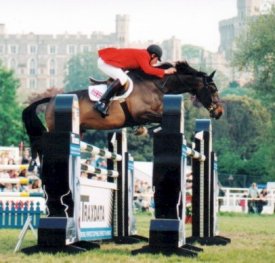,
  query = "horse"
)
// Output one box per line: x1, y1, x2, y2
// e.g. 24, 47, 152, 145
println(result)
22, 61, 223, 162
